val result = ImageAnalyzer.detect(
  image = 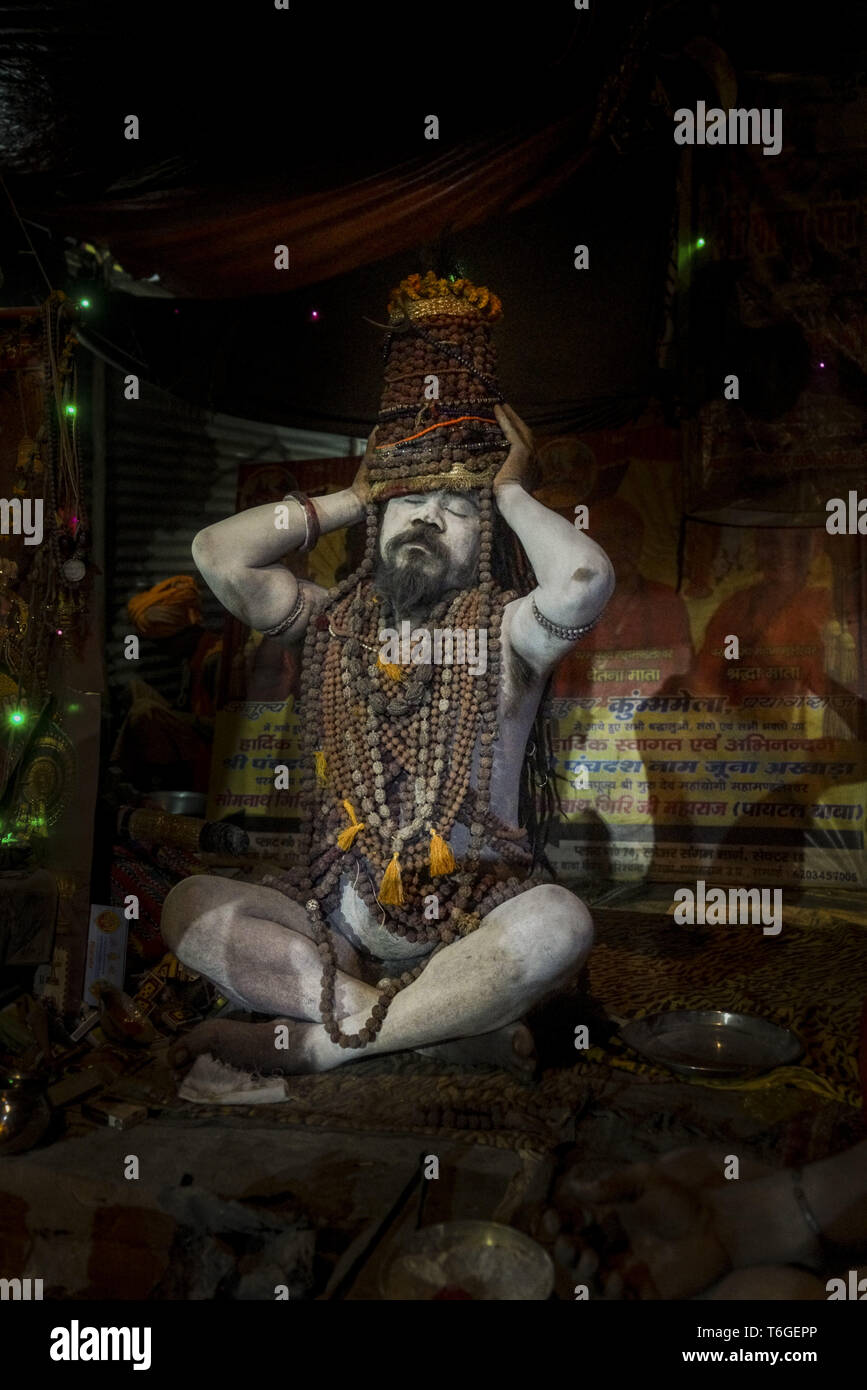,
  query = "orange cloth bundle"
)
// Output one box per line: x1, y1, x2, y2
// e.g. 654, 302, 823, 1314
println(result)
127, 575, 202, 638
